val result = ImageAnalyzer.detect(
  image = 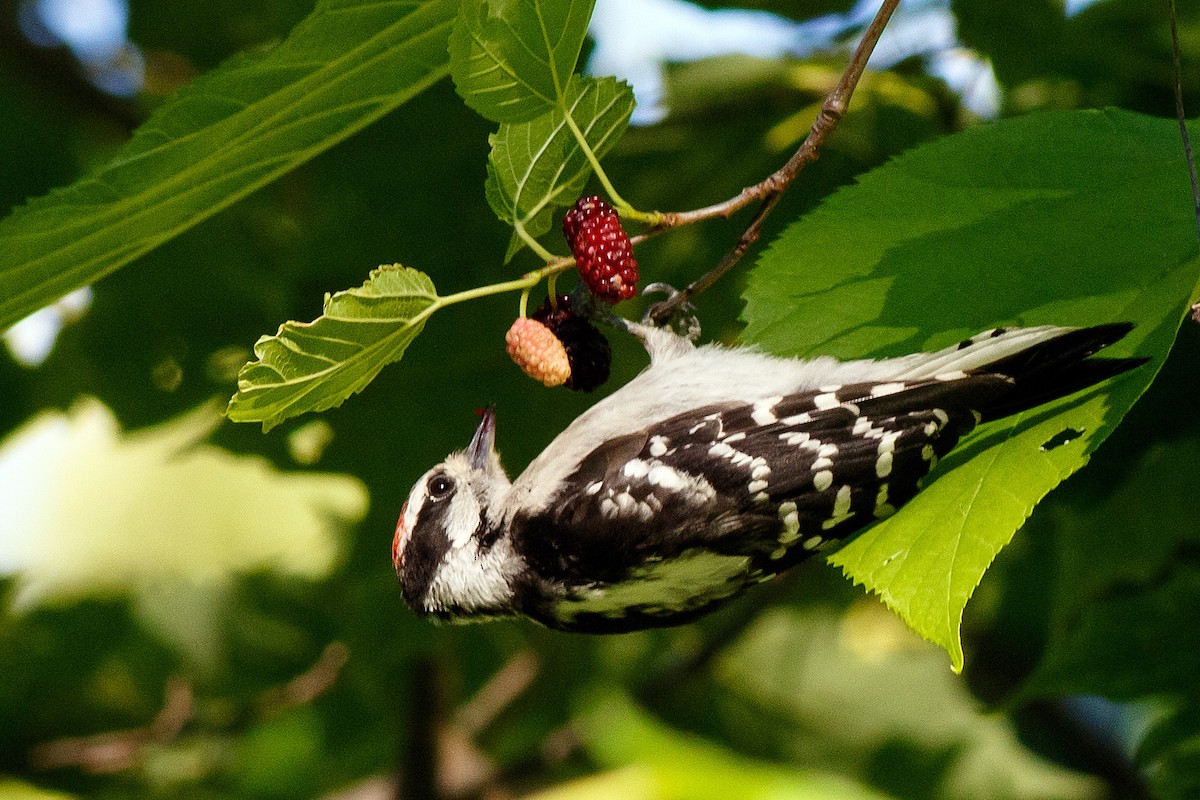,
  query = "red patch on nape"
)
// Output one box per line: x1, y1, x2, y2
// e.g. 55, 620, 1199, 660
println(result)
392, 501, 409, 572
